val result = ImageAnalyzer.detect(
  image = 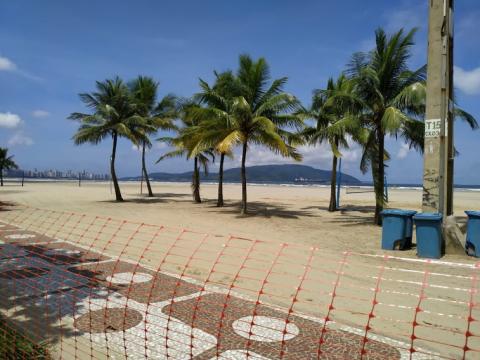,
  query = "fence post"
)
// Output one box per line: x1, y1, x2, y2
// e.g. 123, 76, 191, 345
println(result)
384, 175, 389, 203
